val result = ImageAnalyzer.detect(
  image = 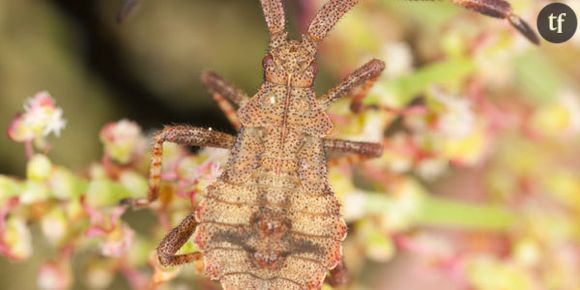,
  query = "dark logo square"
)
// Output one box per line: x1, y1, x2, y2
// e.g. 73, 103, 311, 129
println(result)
537, 2, 577, 43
